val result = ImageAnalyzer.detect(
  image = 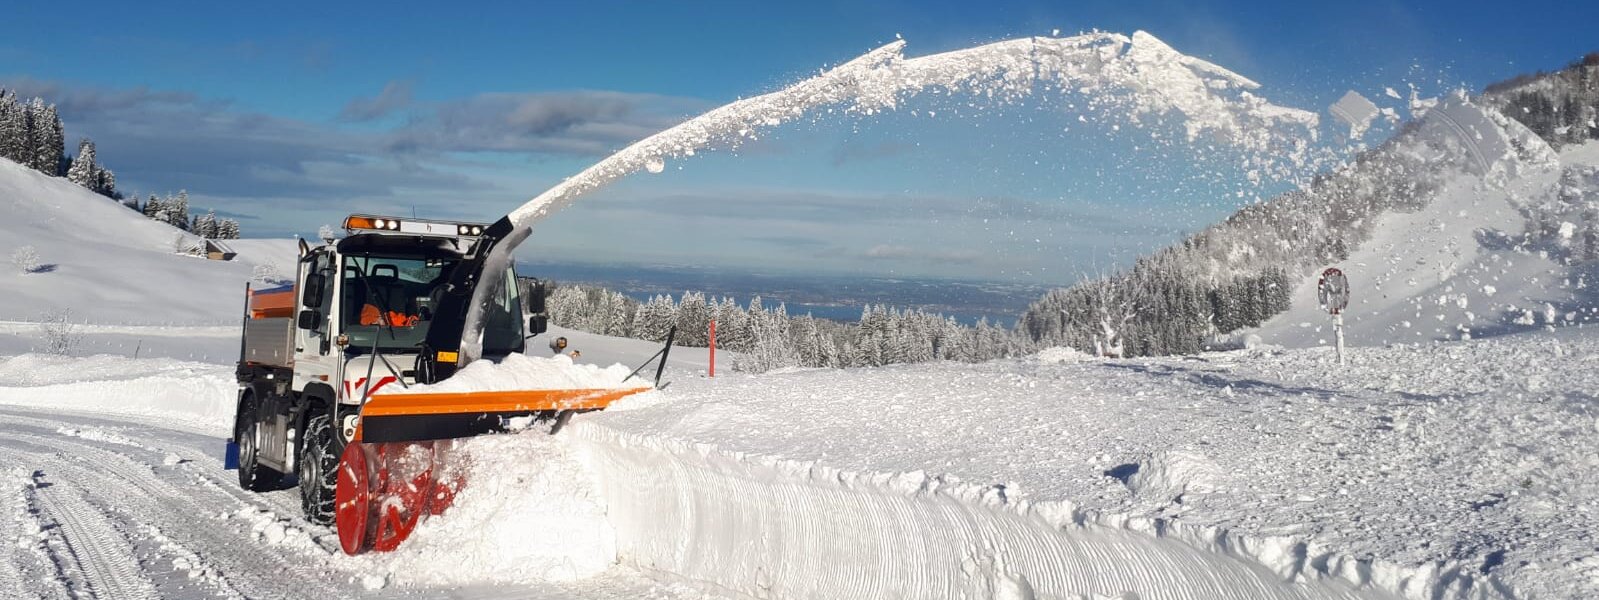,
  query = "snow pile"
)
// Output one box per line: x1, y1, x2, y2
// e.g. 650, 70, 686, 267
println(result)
227, 507, 322, 553
374, 432, 618, 587
462, 30, 1323, 357
1123, 449, 1225, 502
384, 353, 651, 395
